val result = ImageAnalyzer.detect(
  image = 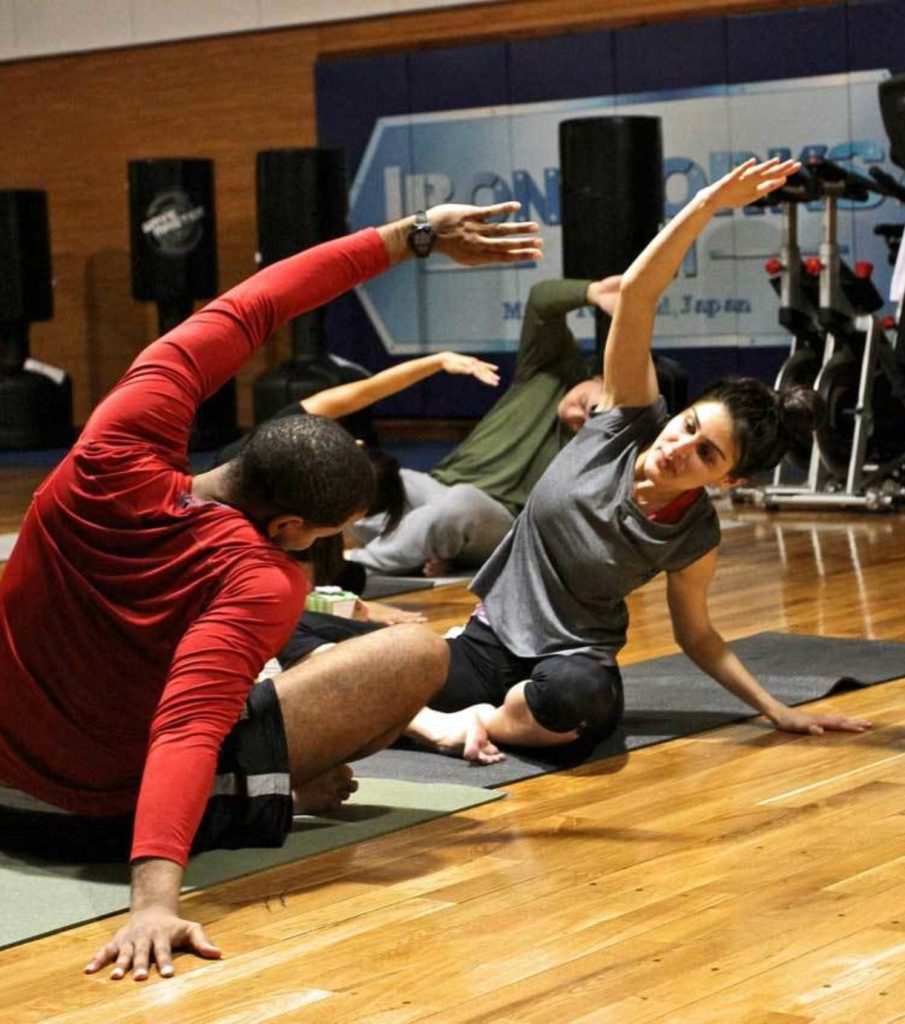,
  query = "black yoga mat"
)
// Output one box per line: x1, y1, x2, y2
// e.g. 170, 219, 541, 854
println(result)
361, 573, 470, 600
355, 632, 905, 788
